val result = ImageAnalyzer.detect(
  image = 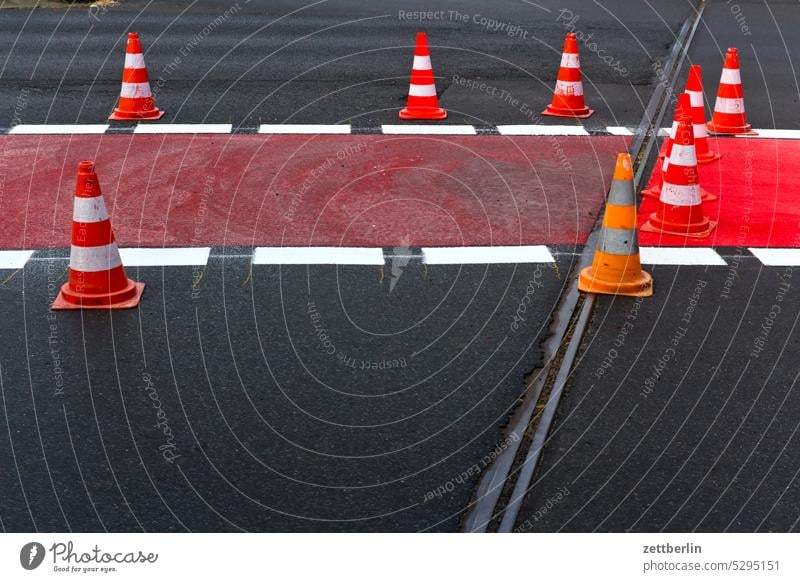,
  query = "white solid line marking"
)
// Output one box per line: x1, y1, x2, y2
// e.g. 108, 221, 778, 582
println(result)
258, 124, 352, 134
381, 125, 477, 135
606, 126, 634, 136
0, 250, 34, 269
253, 247, 384, 265
118, 247, 211, 266
422, 246, 555, 264
639, 247, 727, 265
735, 129, 800, 140
133, 124, 232, 134
748, 248, 800, 266
497, 125, 589, 136
9, 124, 109, 135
